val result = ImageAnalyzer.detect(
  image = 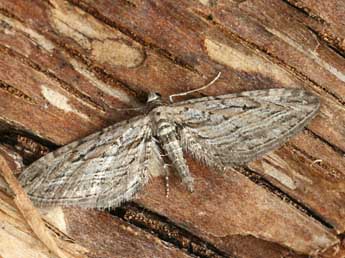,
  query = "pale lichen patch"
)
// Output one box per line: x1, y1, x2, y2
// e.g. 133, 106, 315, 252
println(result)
41, 85, 89, 120
91, 39, 144, 68
69, 58, 139, 106
205, 38, 295, 86
0, 14, 55, 52
262, 162, 296, 190
50, 0, 122, 48
198, 0, 217, 7
50, 0, 144, 68
198, 0, 211, 6
267, 28, 345, 83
